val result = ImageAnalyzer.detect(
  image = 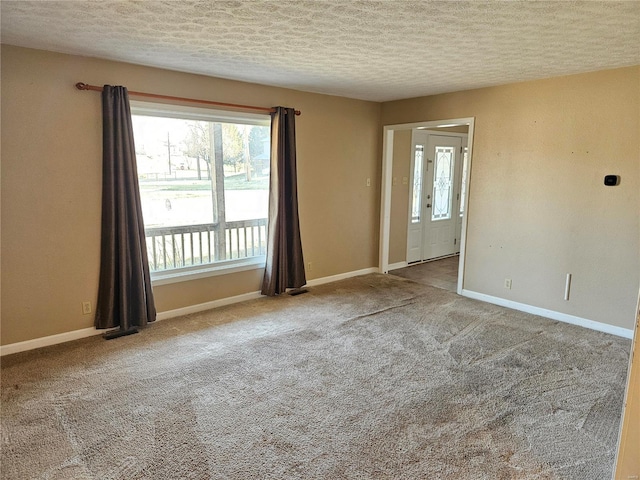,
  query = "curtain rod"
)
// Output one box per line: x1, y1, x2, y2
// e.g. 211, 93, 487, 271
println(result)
75, 82, 301, 116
